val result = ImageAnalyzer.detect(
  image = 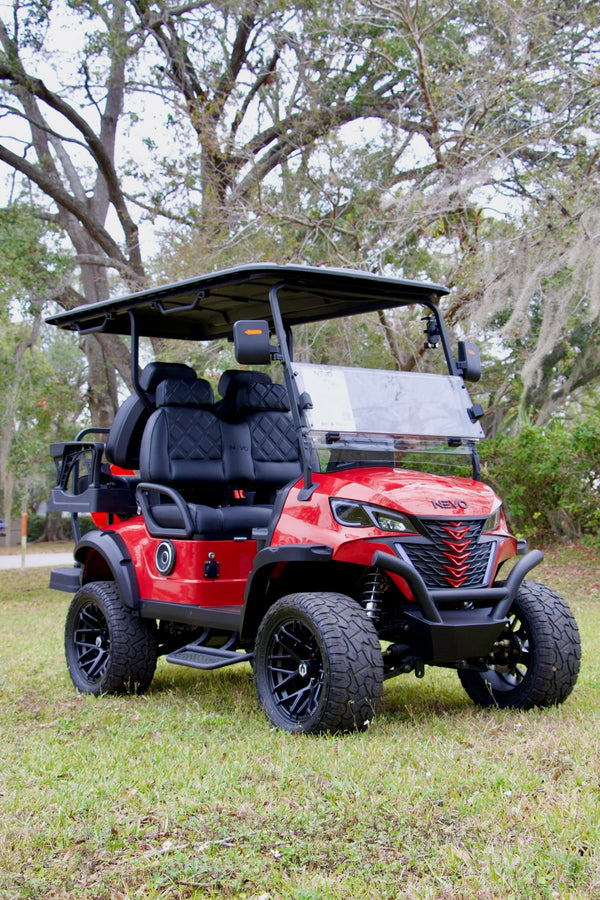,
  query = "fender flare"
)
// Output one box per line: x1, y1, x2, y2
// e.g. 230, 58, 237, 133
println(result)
74, 529, 140, 611
240, 543, 333, 640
